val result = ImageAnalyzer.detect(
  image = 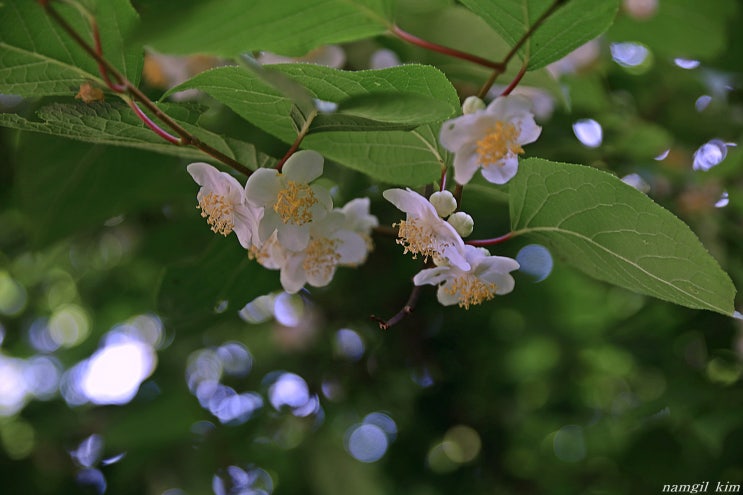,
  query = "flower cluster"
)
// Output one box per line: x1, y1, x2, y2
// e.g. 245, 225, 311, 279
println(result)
188, 150, 377, 294
384, 188, 519, 309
